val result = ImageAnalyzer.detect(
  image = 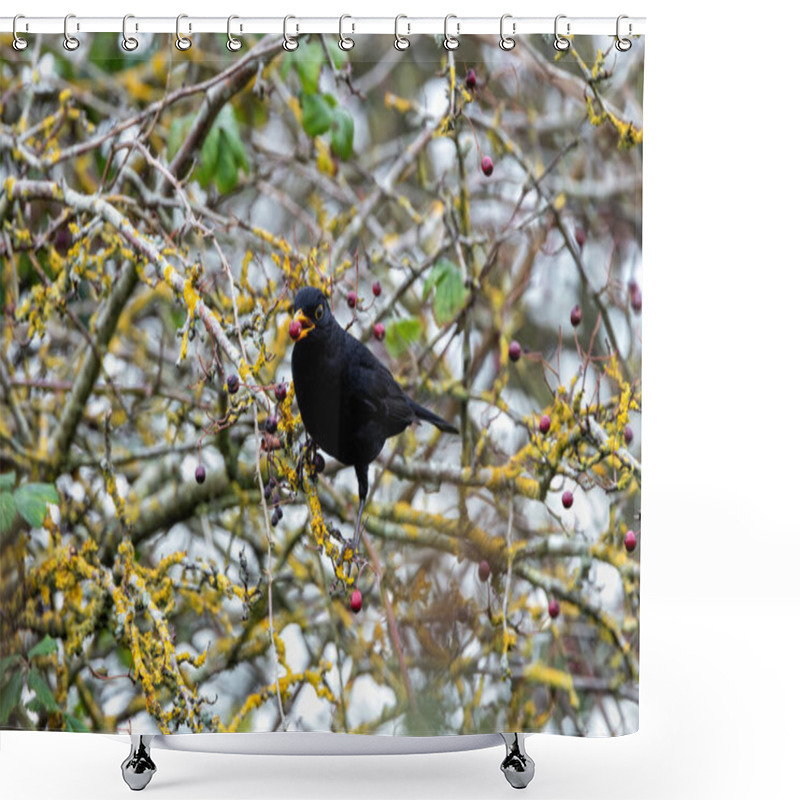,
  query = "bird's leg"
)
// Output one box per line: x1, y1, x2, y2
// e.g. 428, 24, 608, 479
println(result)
338, 464, 368, 566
